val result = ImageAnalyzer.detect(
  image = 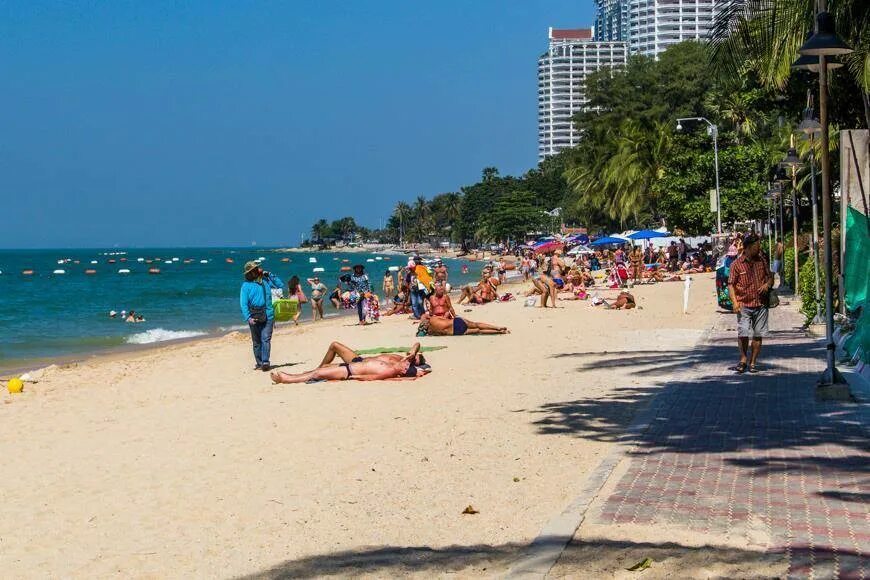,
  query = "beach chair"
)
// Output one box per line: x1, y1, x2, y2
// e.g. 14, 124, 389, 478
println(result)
272, 299, 299, 322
